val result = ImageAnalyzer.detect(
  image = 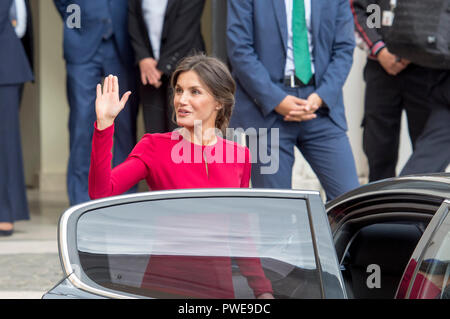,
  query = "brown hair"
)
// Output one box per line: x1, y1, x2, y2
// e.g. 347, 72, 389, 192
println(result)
170, 54, 236, 135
